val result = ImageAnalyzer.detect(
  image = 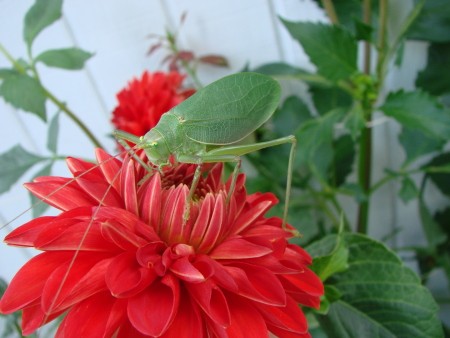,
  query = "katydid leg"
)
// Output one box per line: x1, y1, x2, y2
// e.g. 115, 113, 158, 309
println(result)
204, 135, 297, 230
